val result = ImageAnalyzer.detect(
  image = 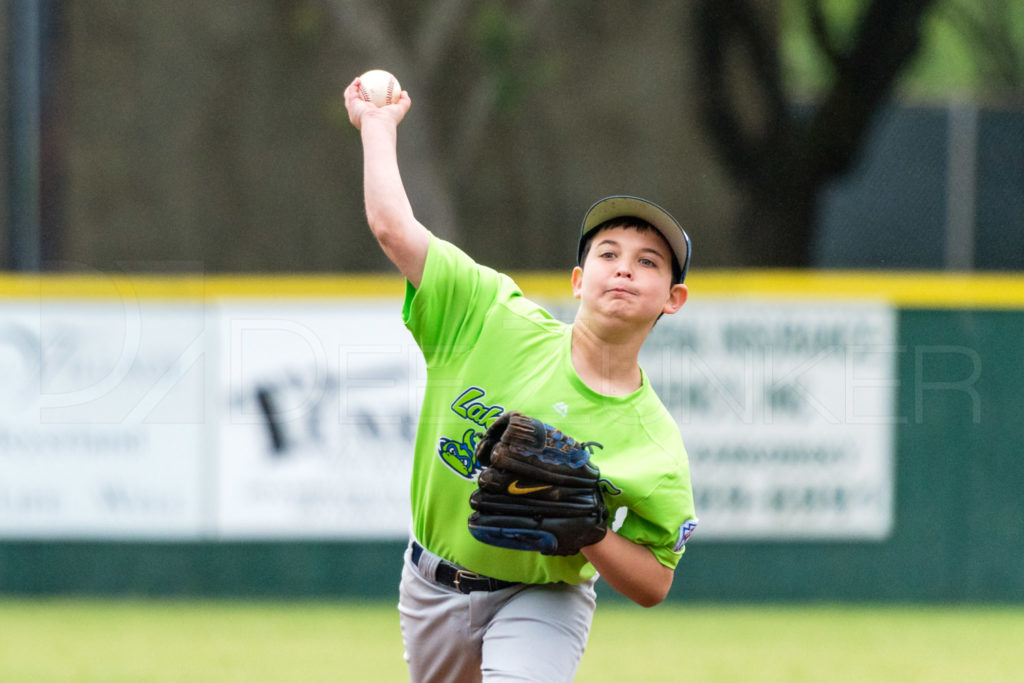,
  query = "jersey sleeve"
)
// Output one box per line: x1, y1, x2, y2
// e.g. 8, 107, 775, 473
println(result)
617, 465, 698, 570
402, 235, 522, 367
